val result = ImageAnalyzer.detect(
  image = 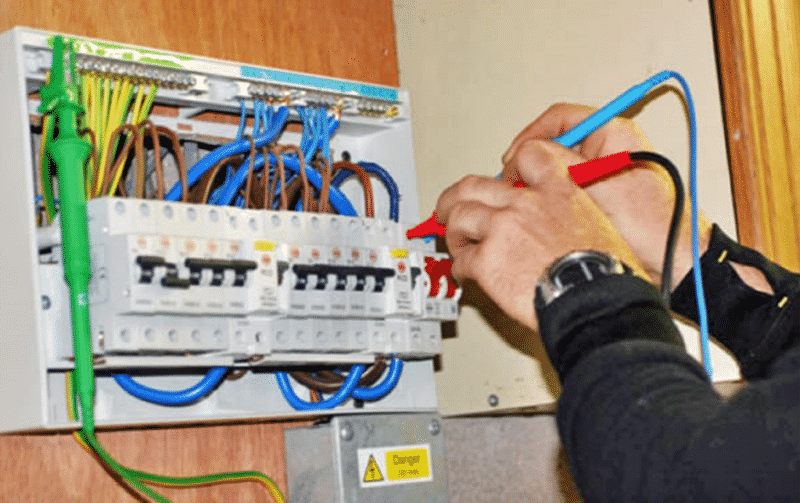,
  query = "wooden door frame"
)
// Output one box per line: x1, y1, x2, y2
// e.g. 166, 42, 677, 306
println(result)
712, 0, 800, 272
